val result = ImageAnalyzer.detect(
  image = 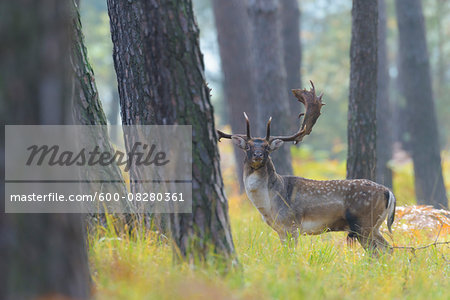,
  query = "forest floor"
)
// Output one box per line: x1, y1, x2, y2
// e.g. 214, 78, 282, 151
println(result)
89, 141, 450, 300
